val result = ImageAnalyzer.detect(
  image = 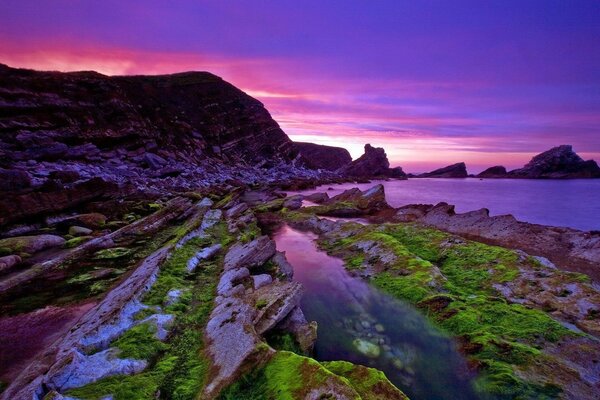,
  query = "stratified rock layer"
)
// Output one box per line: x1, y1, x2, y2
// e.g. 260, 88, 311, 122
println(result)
294, 142, 352, 171
509, 145, 600, 179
